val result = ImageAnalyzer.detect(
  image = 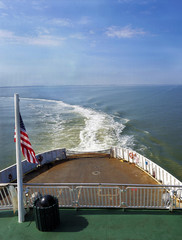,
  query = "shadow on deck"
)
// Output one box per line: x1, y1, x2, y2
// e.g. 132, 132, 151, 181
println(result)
0, 208, 182, 240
